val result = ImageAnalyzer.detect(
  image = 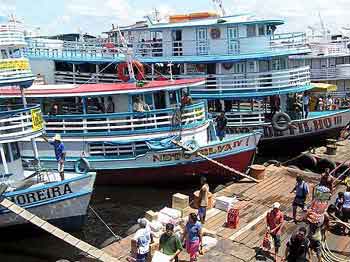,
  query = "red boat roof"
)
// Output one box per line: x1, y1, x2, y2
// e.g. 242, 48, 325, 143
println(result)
0, 78, 205, 98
